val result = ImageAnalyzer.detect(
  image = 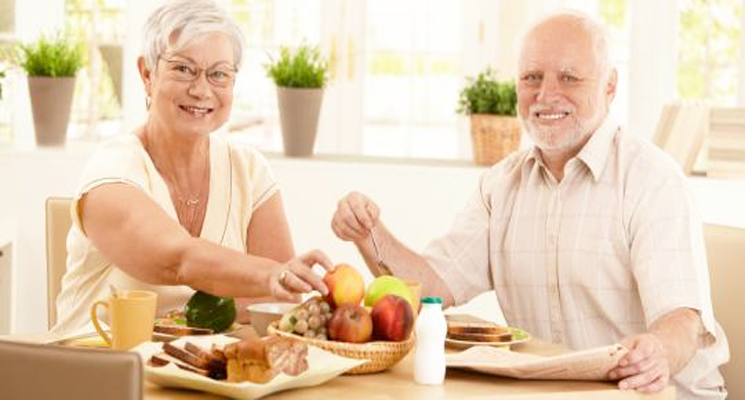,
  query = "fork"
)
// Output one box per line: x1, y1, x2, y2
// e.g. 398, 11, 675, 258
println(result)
369, 228, 394, 276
